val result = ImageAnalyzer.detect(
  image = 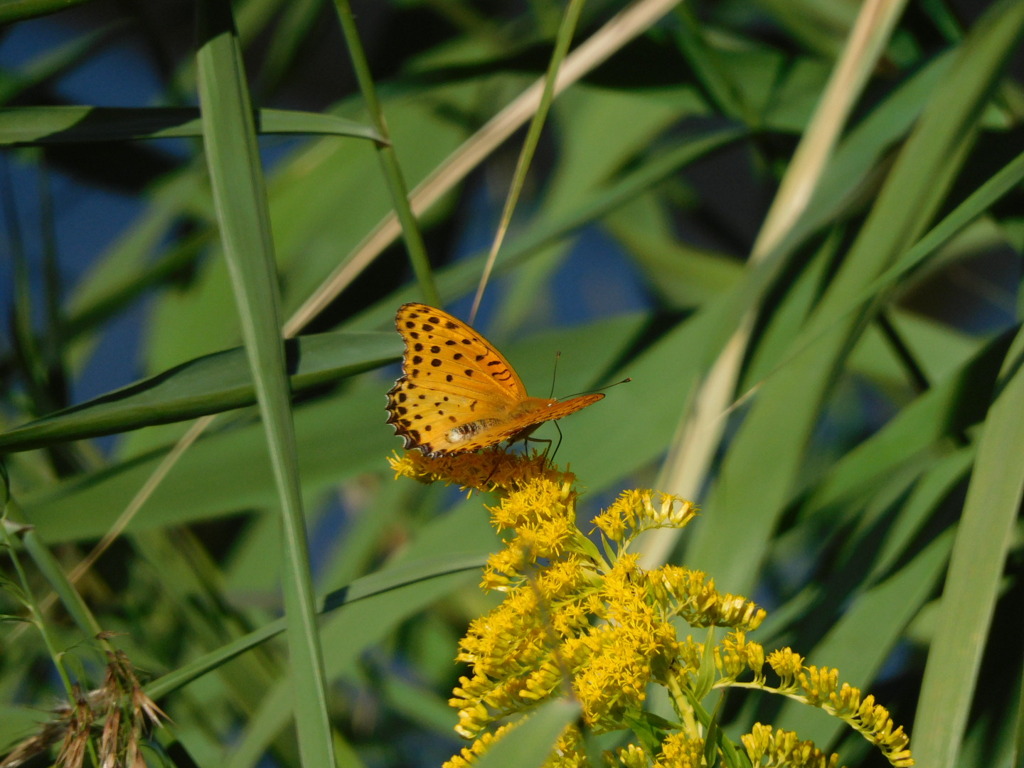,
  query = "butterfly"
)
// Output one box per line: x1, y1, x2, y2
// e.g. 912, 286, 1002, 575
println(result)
386, 303, 604, 457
